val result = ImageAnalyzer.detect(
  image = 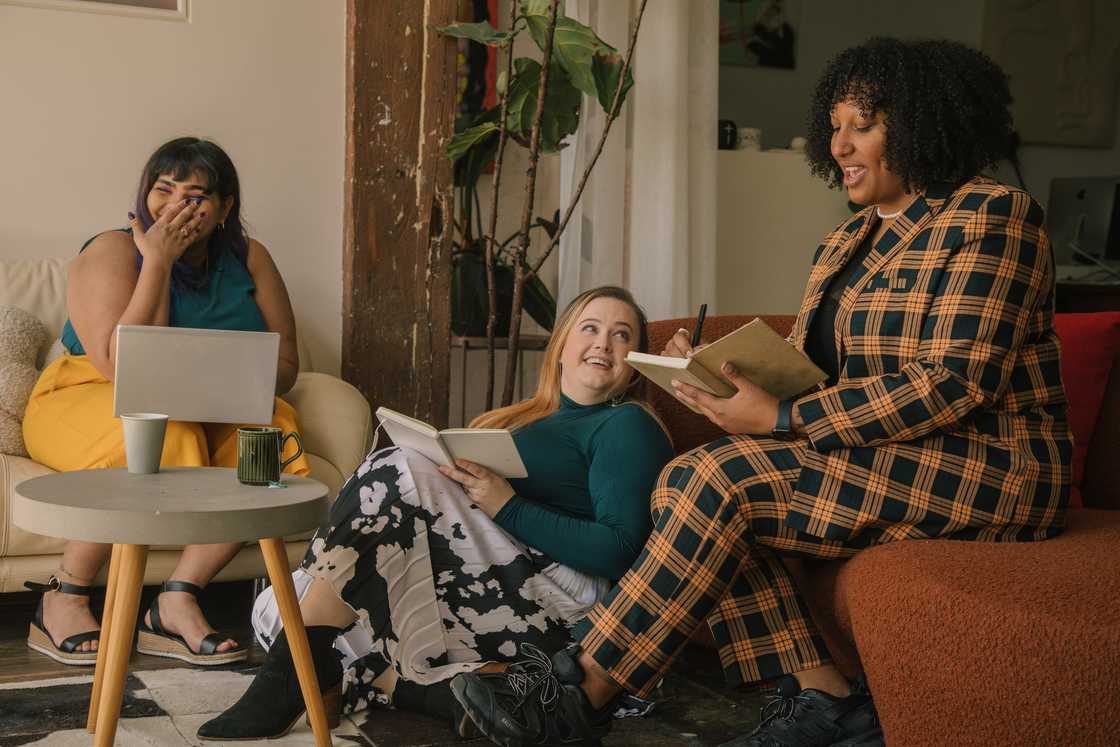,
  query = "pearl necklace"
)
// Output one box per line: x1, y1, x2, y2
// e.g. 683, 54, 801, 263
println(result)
876, 206, 903, 219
